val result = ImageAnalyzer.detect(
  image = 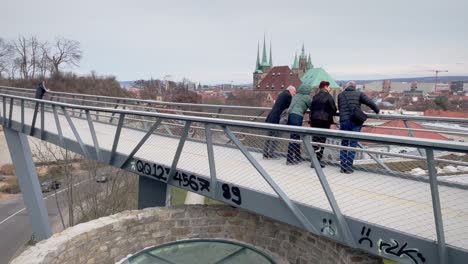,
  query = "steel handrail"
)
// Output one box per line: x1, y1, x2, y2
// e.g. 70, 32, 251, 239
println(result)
1, 92, 468, 153
1, 85, 467, 124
